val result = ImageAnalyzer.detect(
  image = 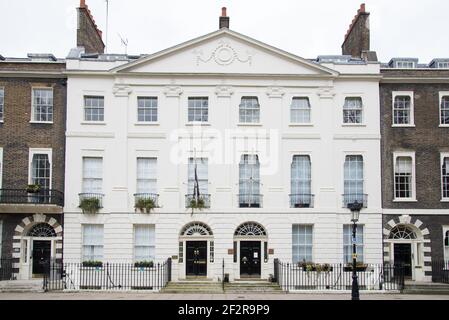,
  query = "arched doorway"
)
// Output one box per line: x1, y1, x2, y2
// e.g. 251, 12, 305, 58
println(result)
384, 217, 427, 281
13, 214, 62, 280
179, 222, 214, 279
233, 222, 268, 279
